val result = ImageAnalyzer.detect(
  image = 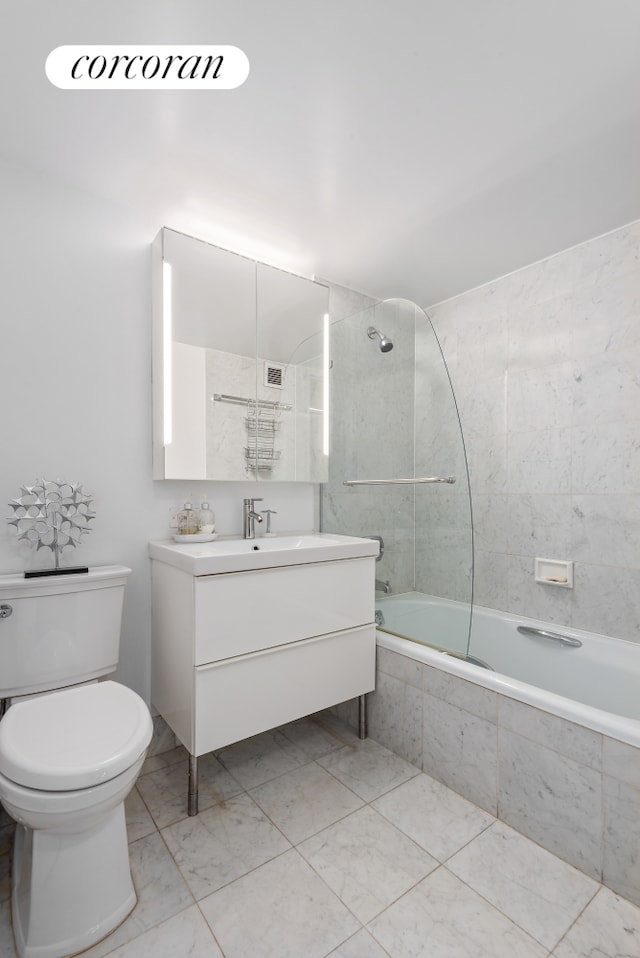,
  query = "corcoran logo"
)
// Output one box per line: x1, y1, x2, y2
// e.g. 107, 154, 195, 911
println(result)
45, 45, 249, 90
